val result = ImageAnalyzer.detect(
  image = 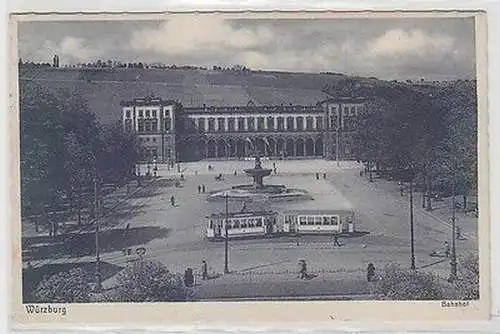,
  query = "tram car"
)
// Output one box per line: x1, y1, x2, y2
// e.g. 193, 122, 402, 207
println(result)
281, 209, 355, 235
205, 211, 278, 240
